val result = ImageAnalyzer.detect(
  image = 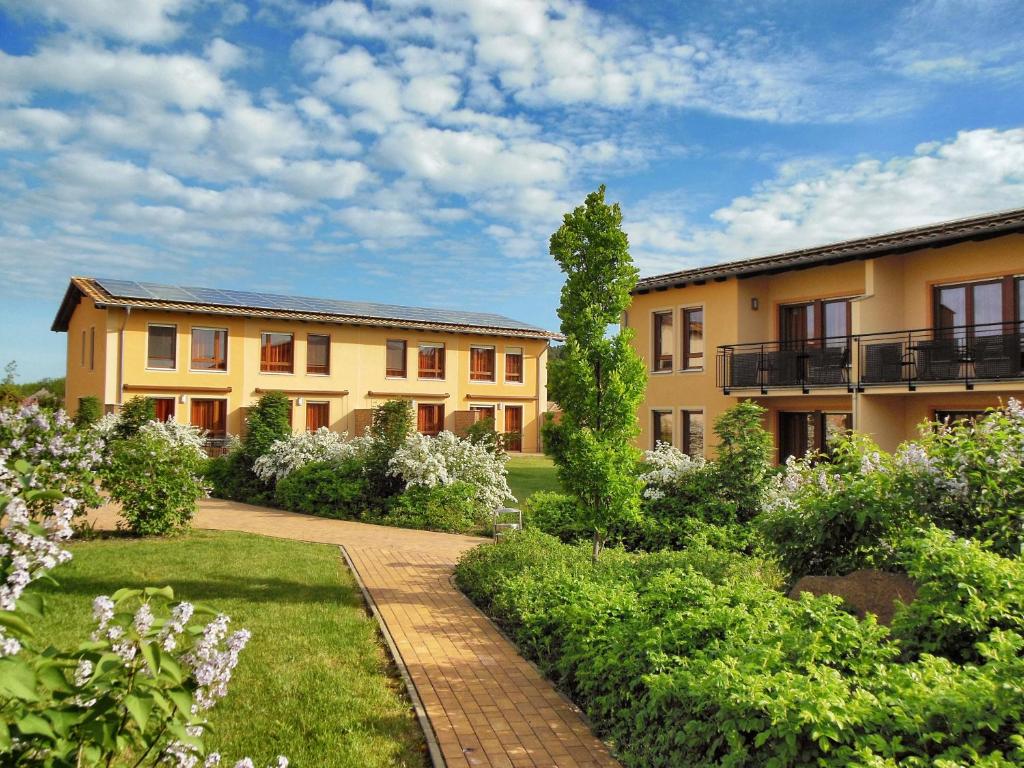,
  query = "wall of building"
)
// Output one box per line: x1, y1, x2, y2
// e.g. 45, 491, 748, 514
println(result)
65, 303, 550, 451
64, 297, 109, 416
